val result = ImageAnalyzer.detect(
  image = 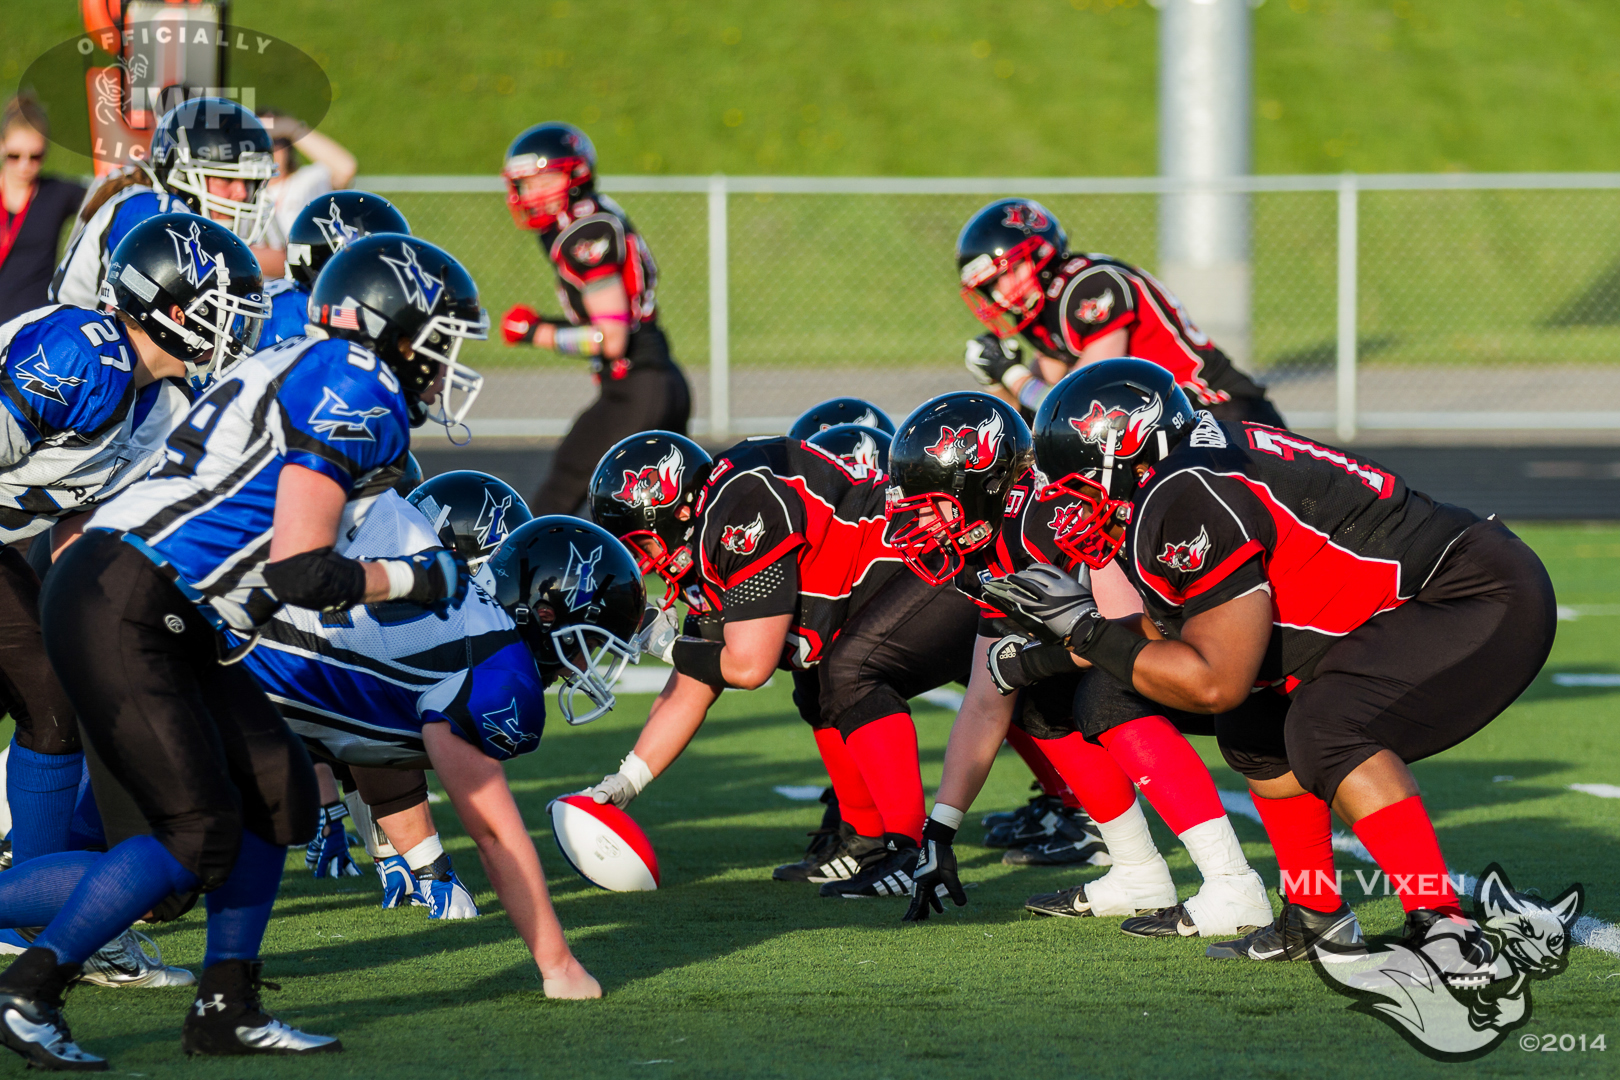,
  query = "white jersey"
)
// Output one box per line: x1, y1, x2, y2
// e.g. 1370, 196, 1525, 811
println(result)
0, 305, 190, 543
49, 183, 190, 310
90, 334, 411, 630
